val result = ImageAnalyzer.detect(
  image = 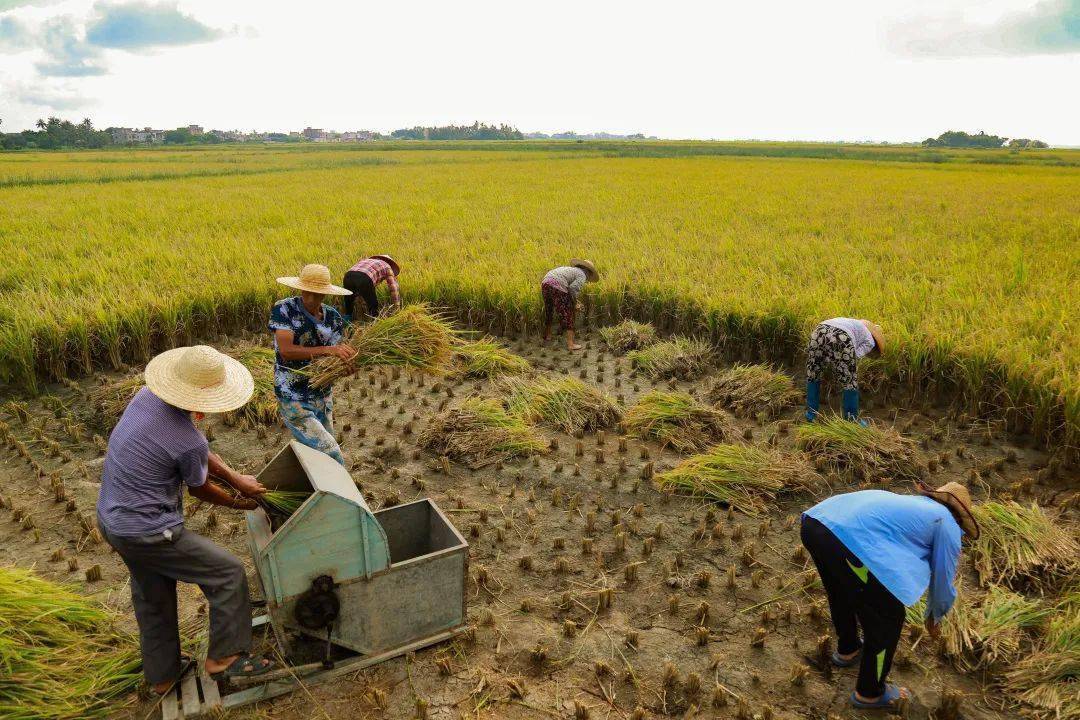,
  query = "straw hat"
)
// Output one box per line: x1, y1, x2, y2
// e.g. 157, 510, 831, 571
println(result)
861, 320, 885, 355
369, 254, 400, 276
145, 346, 254, 414
916, 480, 980, 540
277, 264, 351, 296
571, 259, 599, 282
